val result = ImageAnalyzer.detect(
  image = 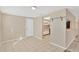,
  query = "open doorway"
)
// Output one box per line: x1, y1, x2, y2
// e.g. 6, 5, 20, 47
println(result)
42, 18, 51, 40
